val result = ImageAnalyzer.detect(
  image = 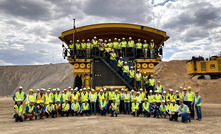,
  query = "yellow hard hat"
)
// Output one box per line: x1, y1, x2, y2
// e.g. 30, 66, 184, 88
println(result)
167, 99, 170, 102
29, 89, 33, 92
152, 99, 156, 102
82, 39, 85, 41
125, 89, 128, 91
80, 89, 82, 91
183, 88, 187, 91
171, 99, 176, 103
49, 100, 53, 103
64, 89, 67, 91
115, 90, 118, 92
180, 87, 183, 89
188, 86, 191, 89
157, 81, 160, 83
40, 100, 44, 103
57, 89, 60, 91
30, 100, 35, 103
74, 98, 77, 101
48, 88, 51, 90
71, 88, 74, 91
102, 97, 105, 100
134, 98, 137, 101
92, 89, 95, 92
85, 99, 88, 102
195, 90, 199, 93
144, 98, 147, 101
113, 98, 116, 100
